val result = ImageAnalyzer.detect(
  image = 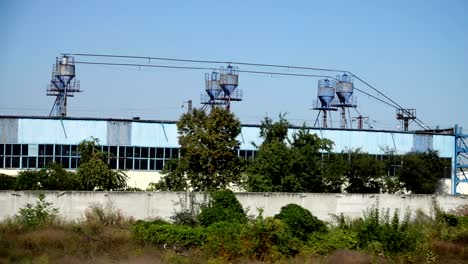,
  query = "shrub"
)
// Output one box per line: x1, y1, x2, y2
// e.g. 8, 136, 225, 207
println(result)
132, 222, 205, 249
15, 193, 59, 228
0, 173, 16, 190
242, 213, 302, 261
274, 204, 327, 241
307, 229, 359, 254
14, 163, 78, 190
198, 190, 247, 227
83, 201, 131, 229
204, 221, 244, 260
355, 207, 422, 254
